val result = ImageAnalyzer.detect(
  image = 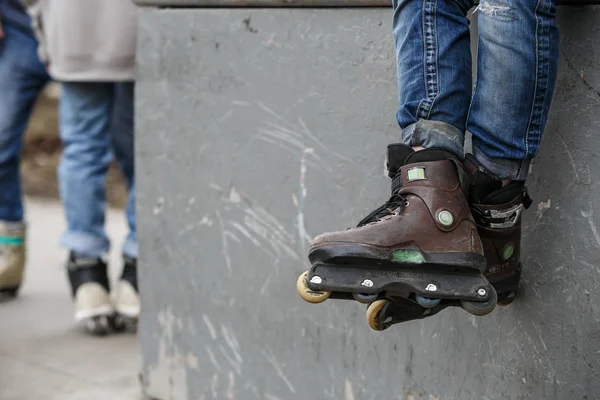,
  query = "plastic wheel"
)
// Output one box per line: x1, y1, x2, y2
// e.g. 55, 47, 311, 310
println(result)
296, 271, 331, 304
0, 286, 19, 298
353, 292, 379, 304
366, 299, 392, 331
415, 295, 441, 308
460, 287, 497, 316
111, 315, 127, 333
83, 315, 111, 336
110, 314, 138, 333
